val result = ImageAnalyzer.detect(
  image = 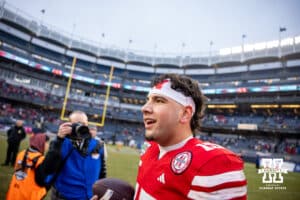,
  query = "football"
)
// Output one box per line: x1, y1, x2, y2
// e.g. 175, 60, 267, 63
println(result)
92, 178, 135, 200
